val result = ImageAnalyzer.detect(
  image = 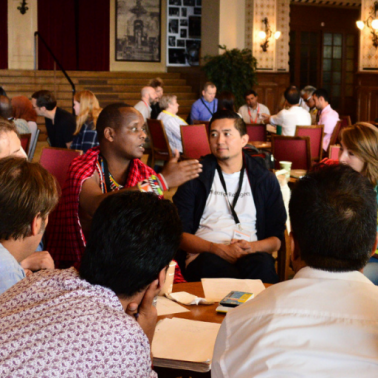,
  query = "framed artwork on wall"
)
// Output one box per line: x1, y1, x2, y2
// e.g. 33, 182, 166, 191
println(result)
116, 0, 161, 62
